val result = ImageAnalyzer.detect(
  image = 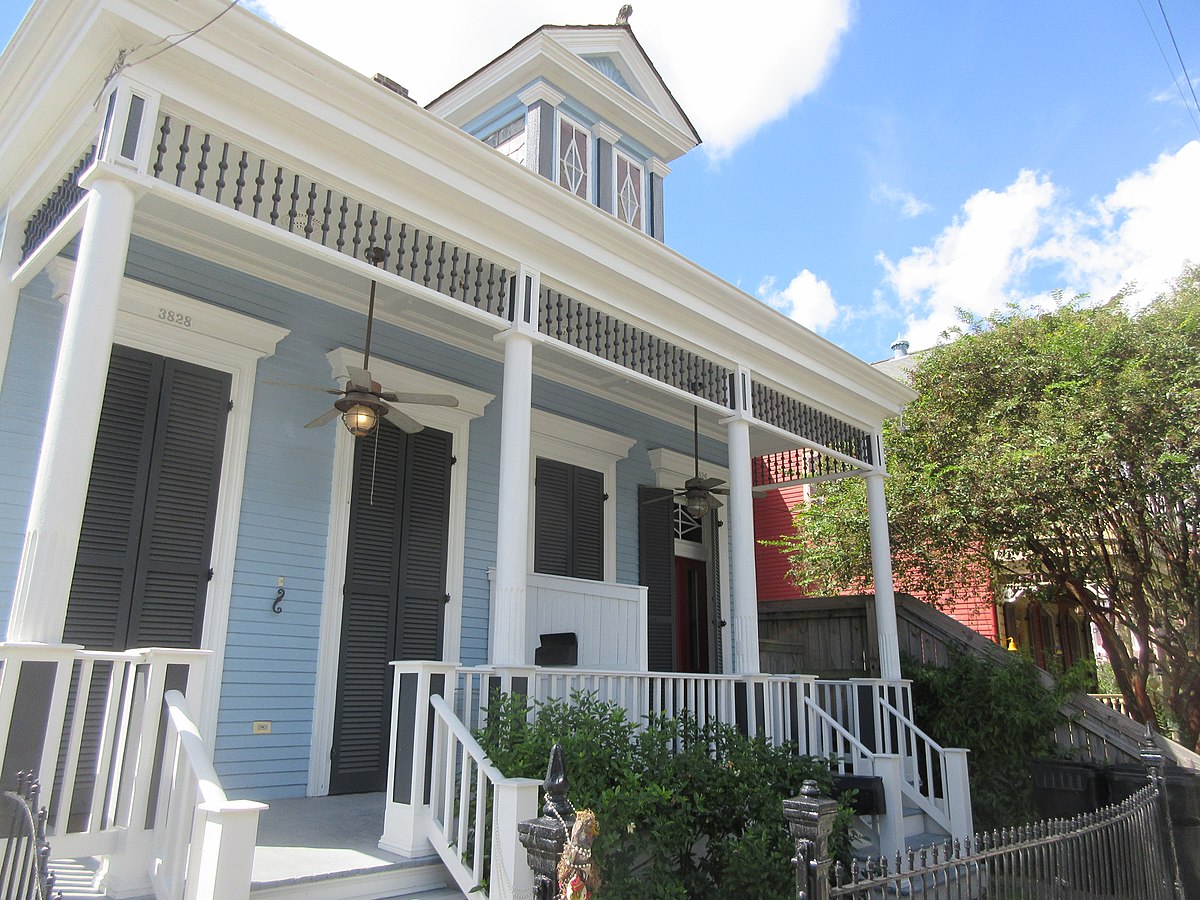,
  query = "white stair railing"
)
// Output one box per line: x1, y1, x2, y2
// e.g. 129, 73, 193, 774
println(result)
426, 694, 539, 900
151, 690, 266, 900
809, 678, 973, 841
